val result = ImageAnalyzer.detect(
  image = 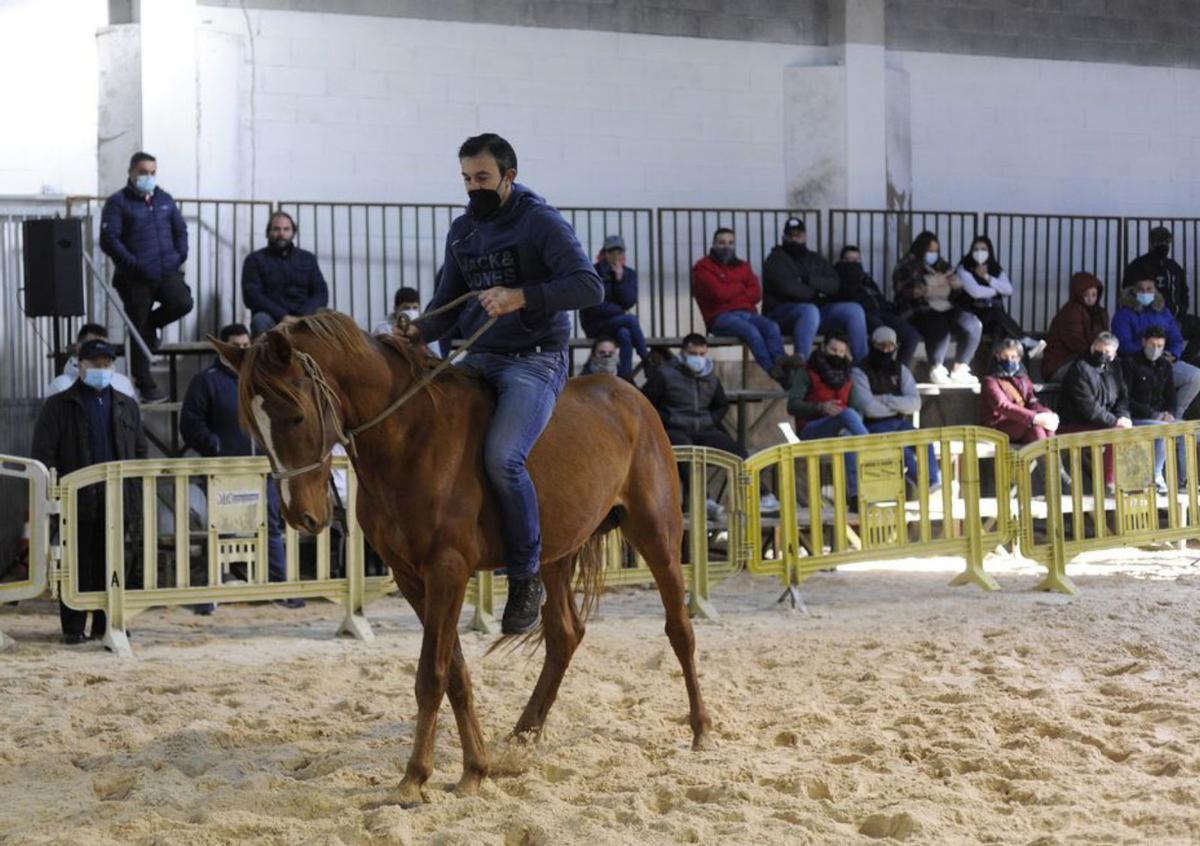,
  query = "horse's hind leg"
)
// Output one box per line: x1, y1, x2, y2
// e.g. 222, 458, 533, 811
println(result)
511, 556, 583, 738
619, 496, 713, 749
392, 568, 488, 798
